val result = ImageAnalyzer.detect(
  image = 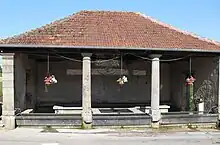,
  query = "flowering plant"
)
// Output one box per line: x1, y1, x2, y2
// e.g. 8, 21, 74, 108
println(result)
117, 76, 128, 85
186, 76, 196, 85
44, 75, 58, 85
